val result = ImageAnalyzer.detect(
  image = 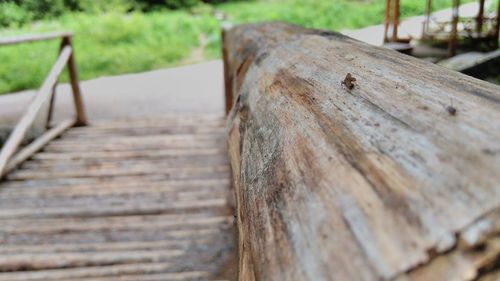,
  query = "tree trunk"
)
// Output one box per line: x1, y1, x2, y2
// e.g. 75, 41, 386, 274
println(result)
223, 22, 500, 281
